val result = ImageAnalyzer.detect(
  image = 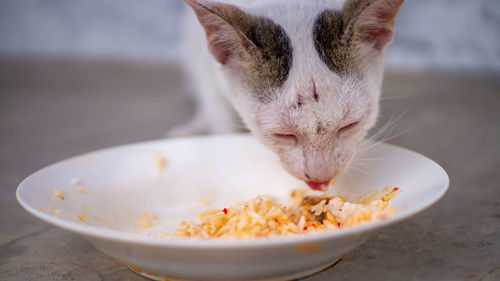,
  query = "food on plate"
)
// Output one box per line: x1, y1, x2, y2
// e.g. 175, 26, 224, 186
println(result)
152, 153, 167, 171
200, 198, 210, 206
174, 188, 398, 239
135, 211, 157, 228
53, 189, 64, 199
